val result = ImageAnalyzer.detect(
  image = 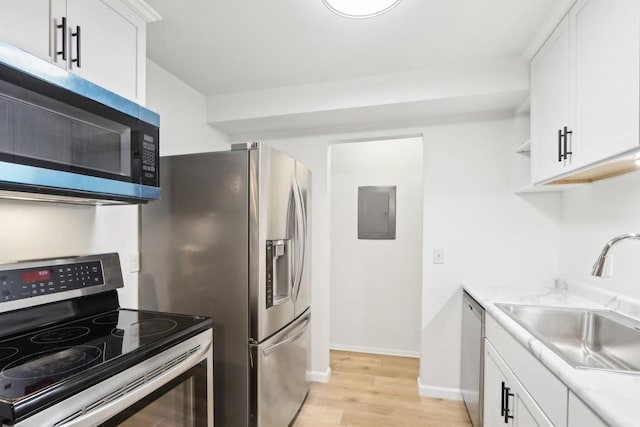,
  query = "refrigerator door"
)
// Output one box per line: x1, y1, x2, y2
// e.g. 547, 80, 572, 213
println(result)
251, 309, 310, 427
293, 161, 311, 318
250, 145, 297, 342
